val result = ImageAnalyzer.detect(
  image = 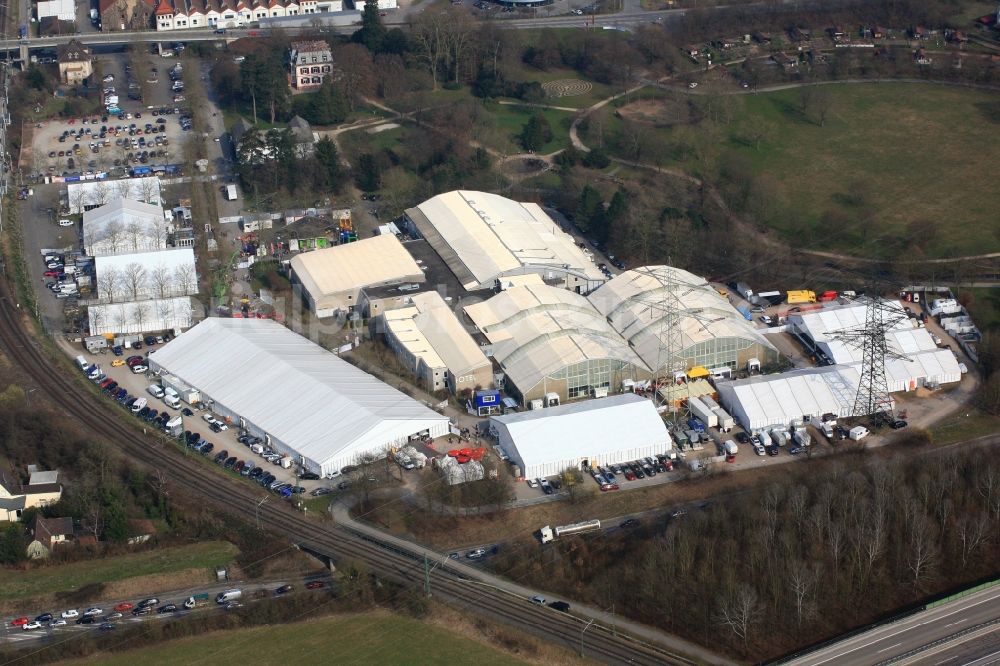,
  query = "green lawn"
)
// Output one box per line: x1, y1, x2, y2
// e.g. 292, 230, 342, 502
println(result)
598, 82, 1000, 258
928, 407, 1000, 445
67, 611, 529, 665
484, 102, 575, 154
0, 541, 238, 602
